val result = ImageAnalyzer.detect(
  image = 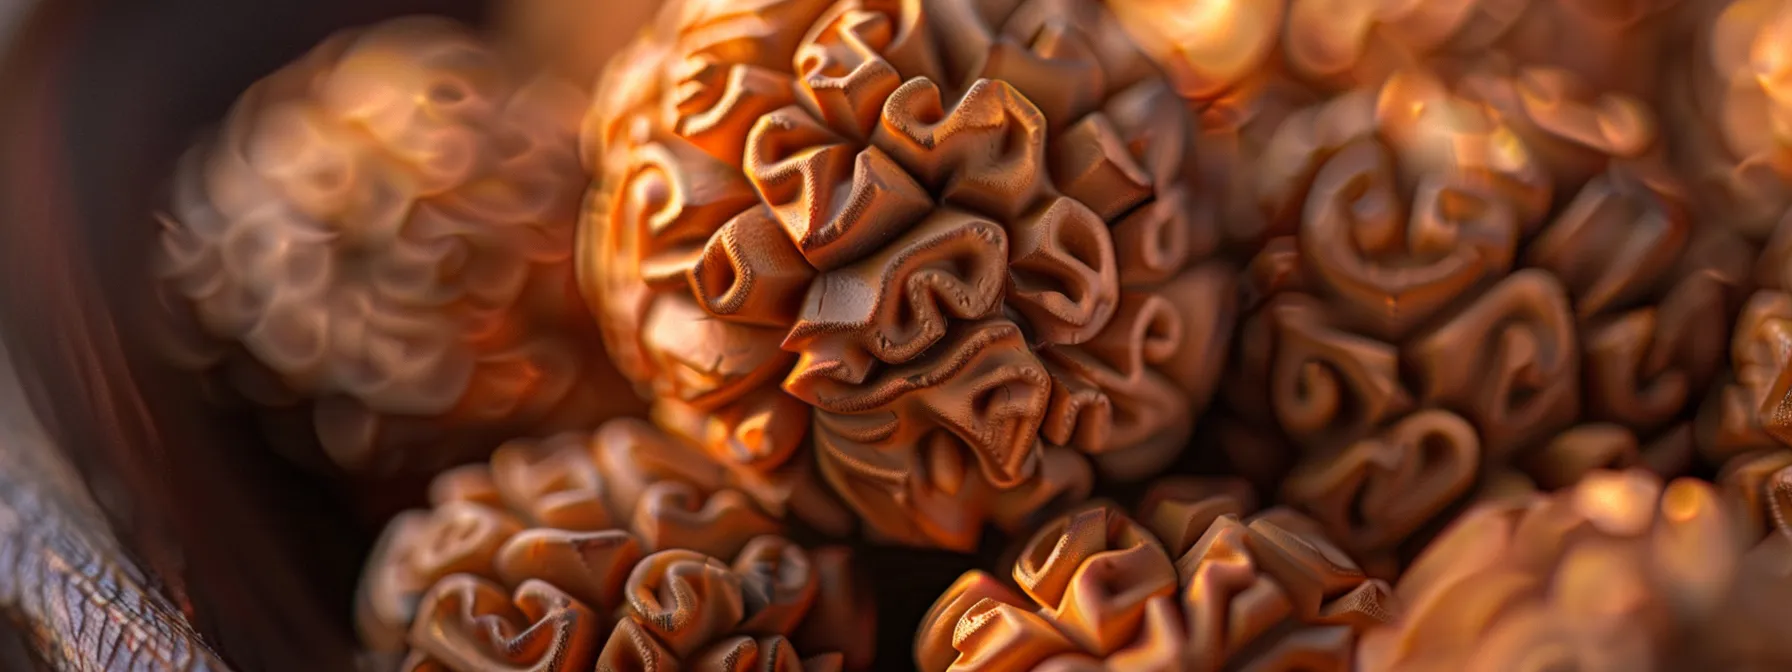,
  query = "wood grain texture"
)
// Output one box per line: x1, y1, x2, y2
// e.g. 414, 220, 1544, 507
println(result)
0, 3, 230, 663
0, 340, 229, 672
